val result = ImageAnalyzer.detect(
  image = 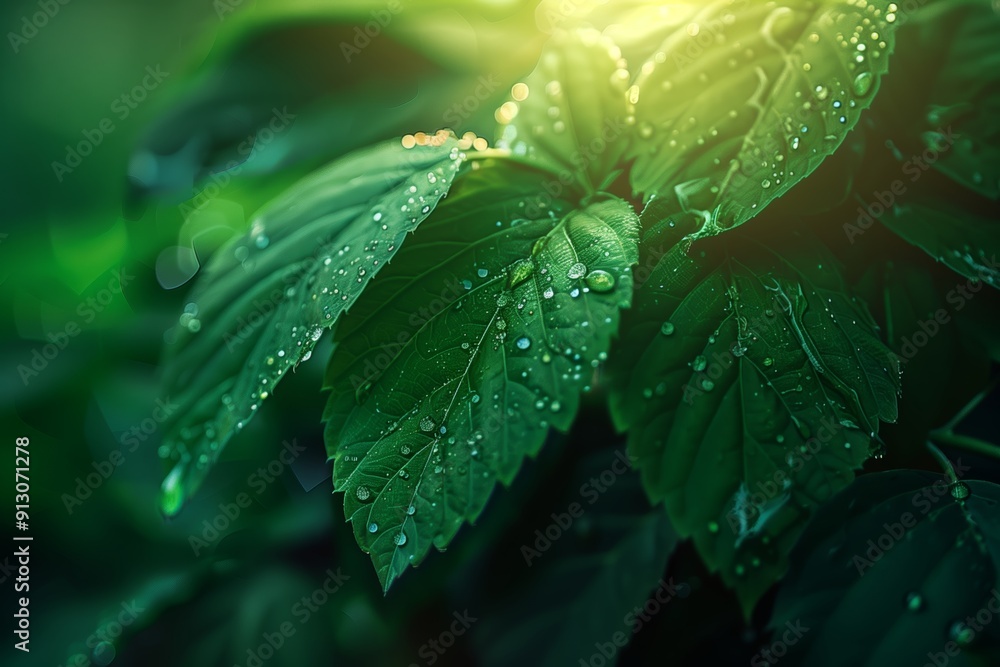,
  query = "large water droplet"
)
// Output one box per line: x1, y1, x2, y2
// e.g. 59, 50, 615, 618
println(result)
516, 336, 531, 350
419, 416, 436, 432
950, 620, 975, 647
368, 522, 379, 533
393, 531, 407, 546
356, 486, 371, 501
693, 355, 708, 372
160, 463, 185, 517
585, 269, 615, 292
507, 258, 535, 289
567, 262, 587, 280
661, 322, 675, 336
853, 72, 873, 97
